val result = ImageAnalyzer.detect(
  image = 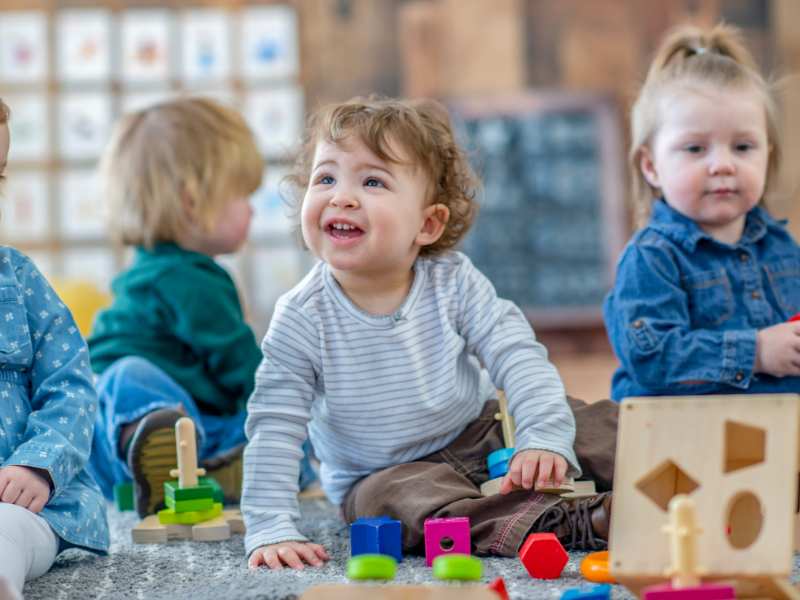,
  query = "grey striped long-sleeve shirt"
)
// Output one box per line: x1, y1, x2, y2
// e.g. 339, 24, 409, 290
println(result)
242, 251, 579, 554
